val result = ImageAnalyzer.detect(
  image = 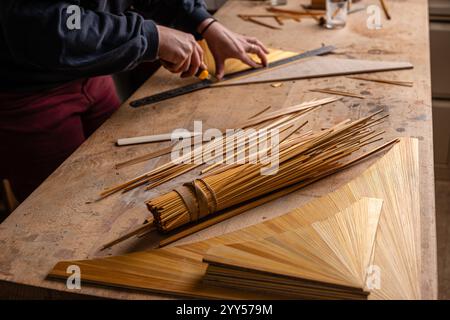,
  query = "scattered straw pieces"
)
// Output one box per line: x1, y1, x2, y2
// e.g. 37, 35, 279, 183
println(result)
348, 76, 413, 87
379, 0, 391, 20
248, 106, 272, 120
310, 88, 365, 99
